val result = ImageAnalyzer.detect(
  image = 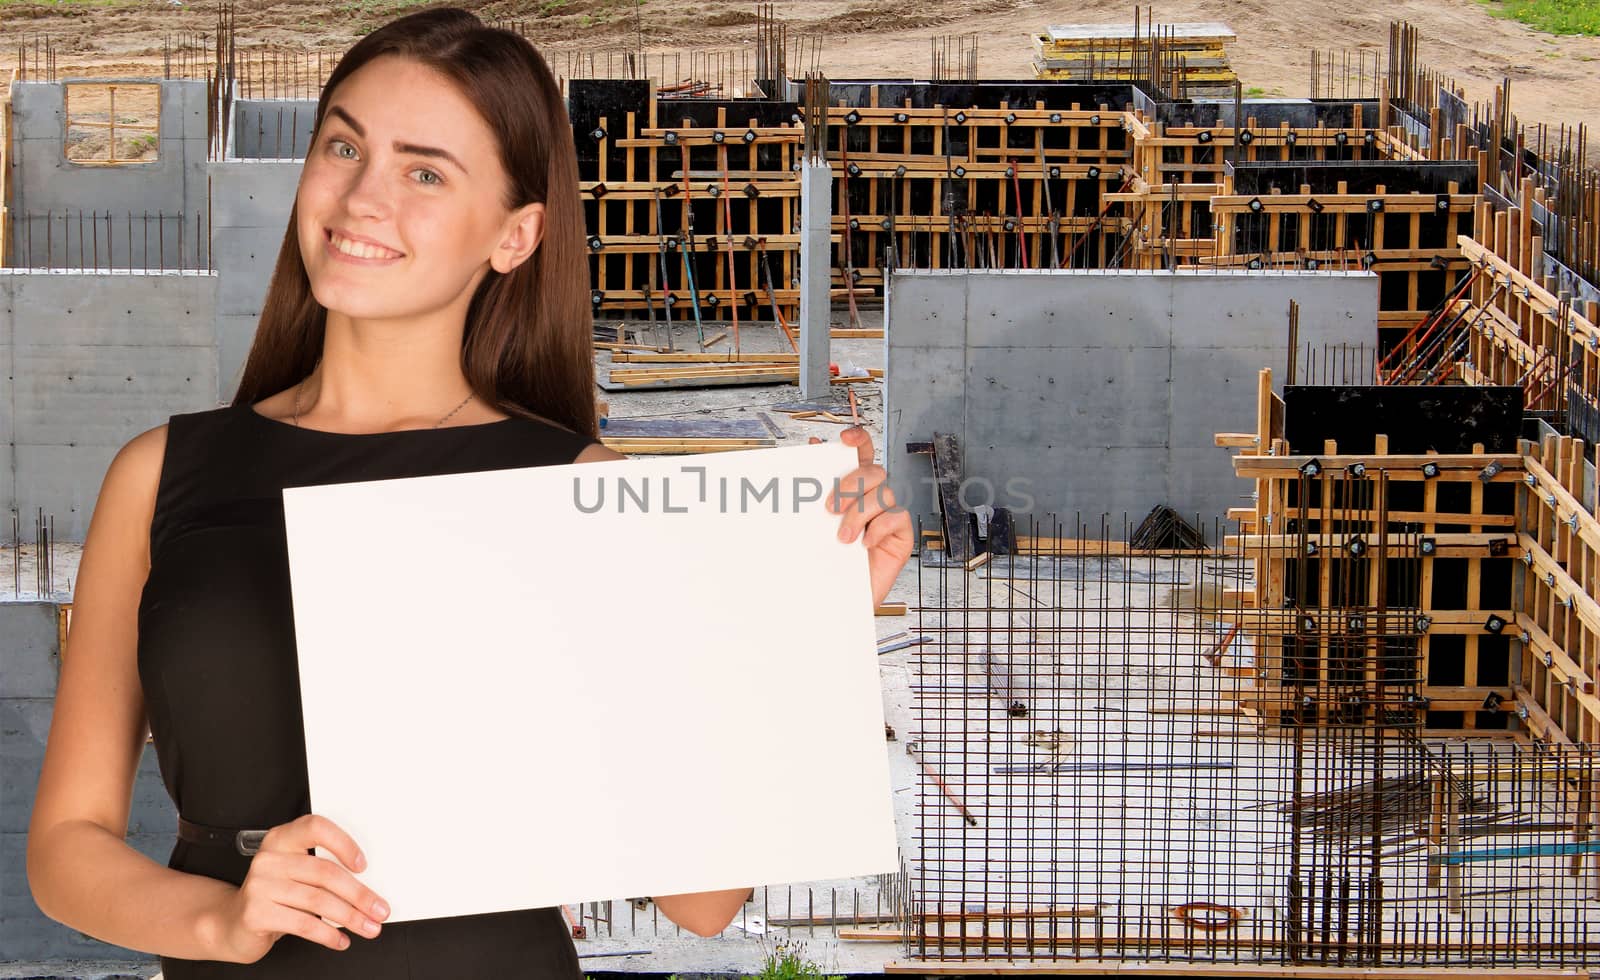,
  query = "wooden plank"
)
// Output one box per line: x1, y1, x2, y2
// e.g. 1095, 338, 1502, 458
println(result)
612, 351, 800, 363
1515, 684, 1576, 746
1233, 454, 1522, 478
601, 439, 771, 455
598, 417, 778, 440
